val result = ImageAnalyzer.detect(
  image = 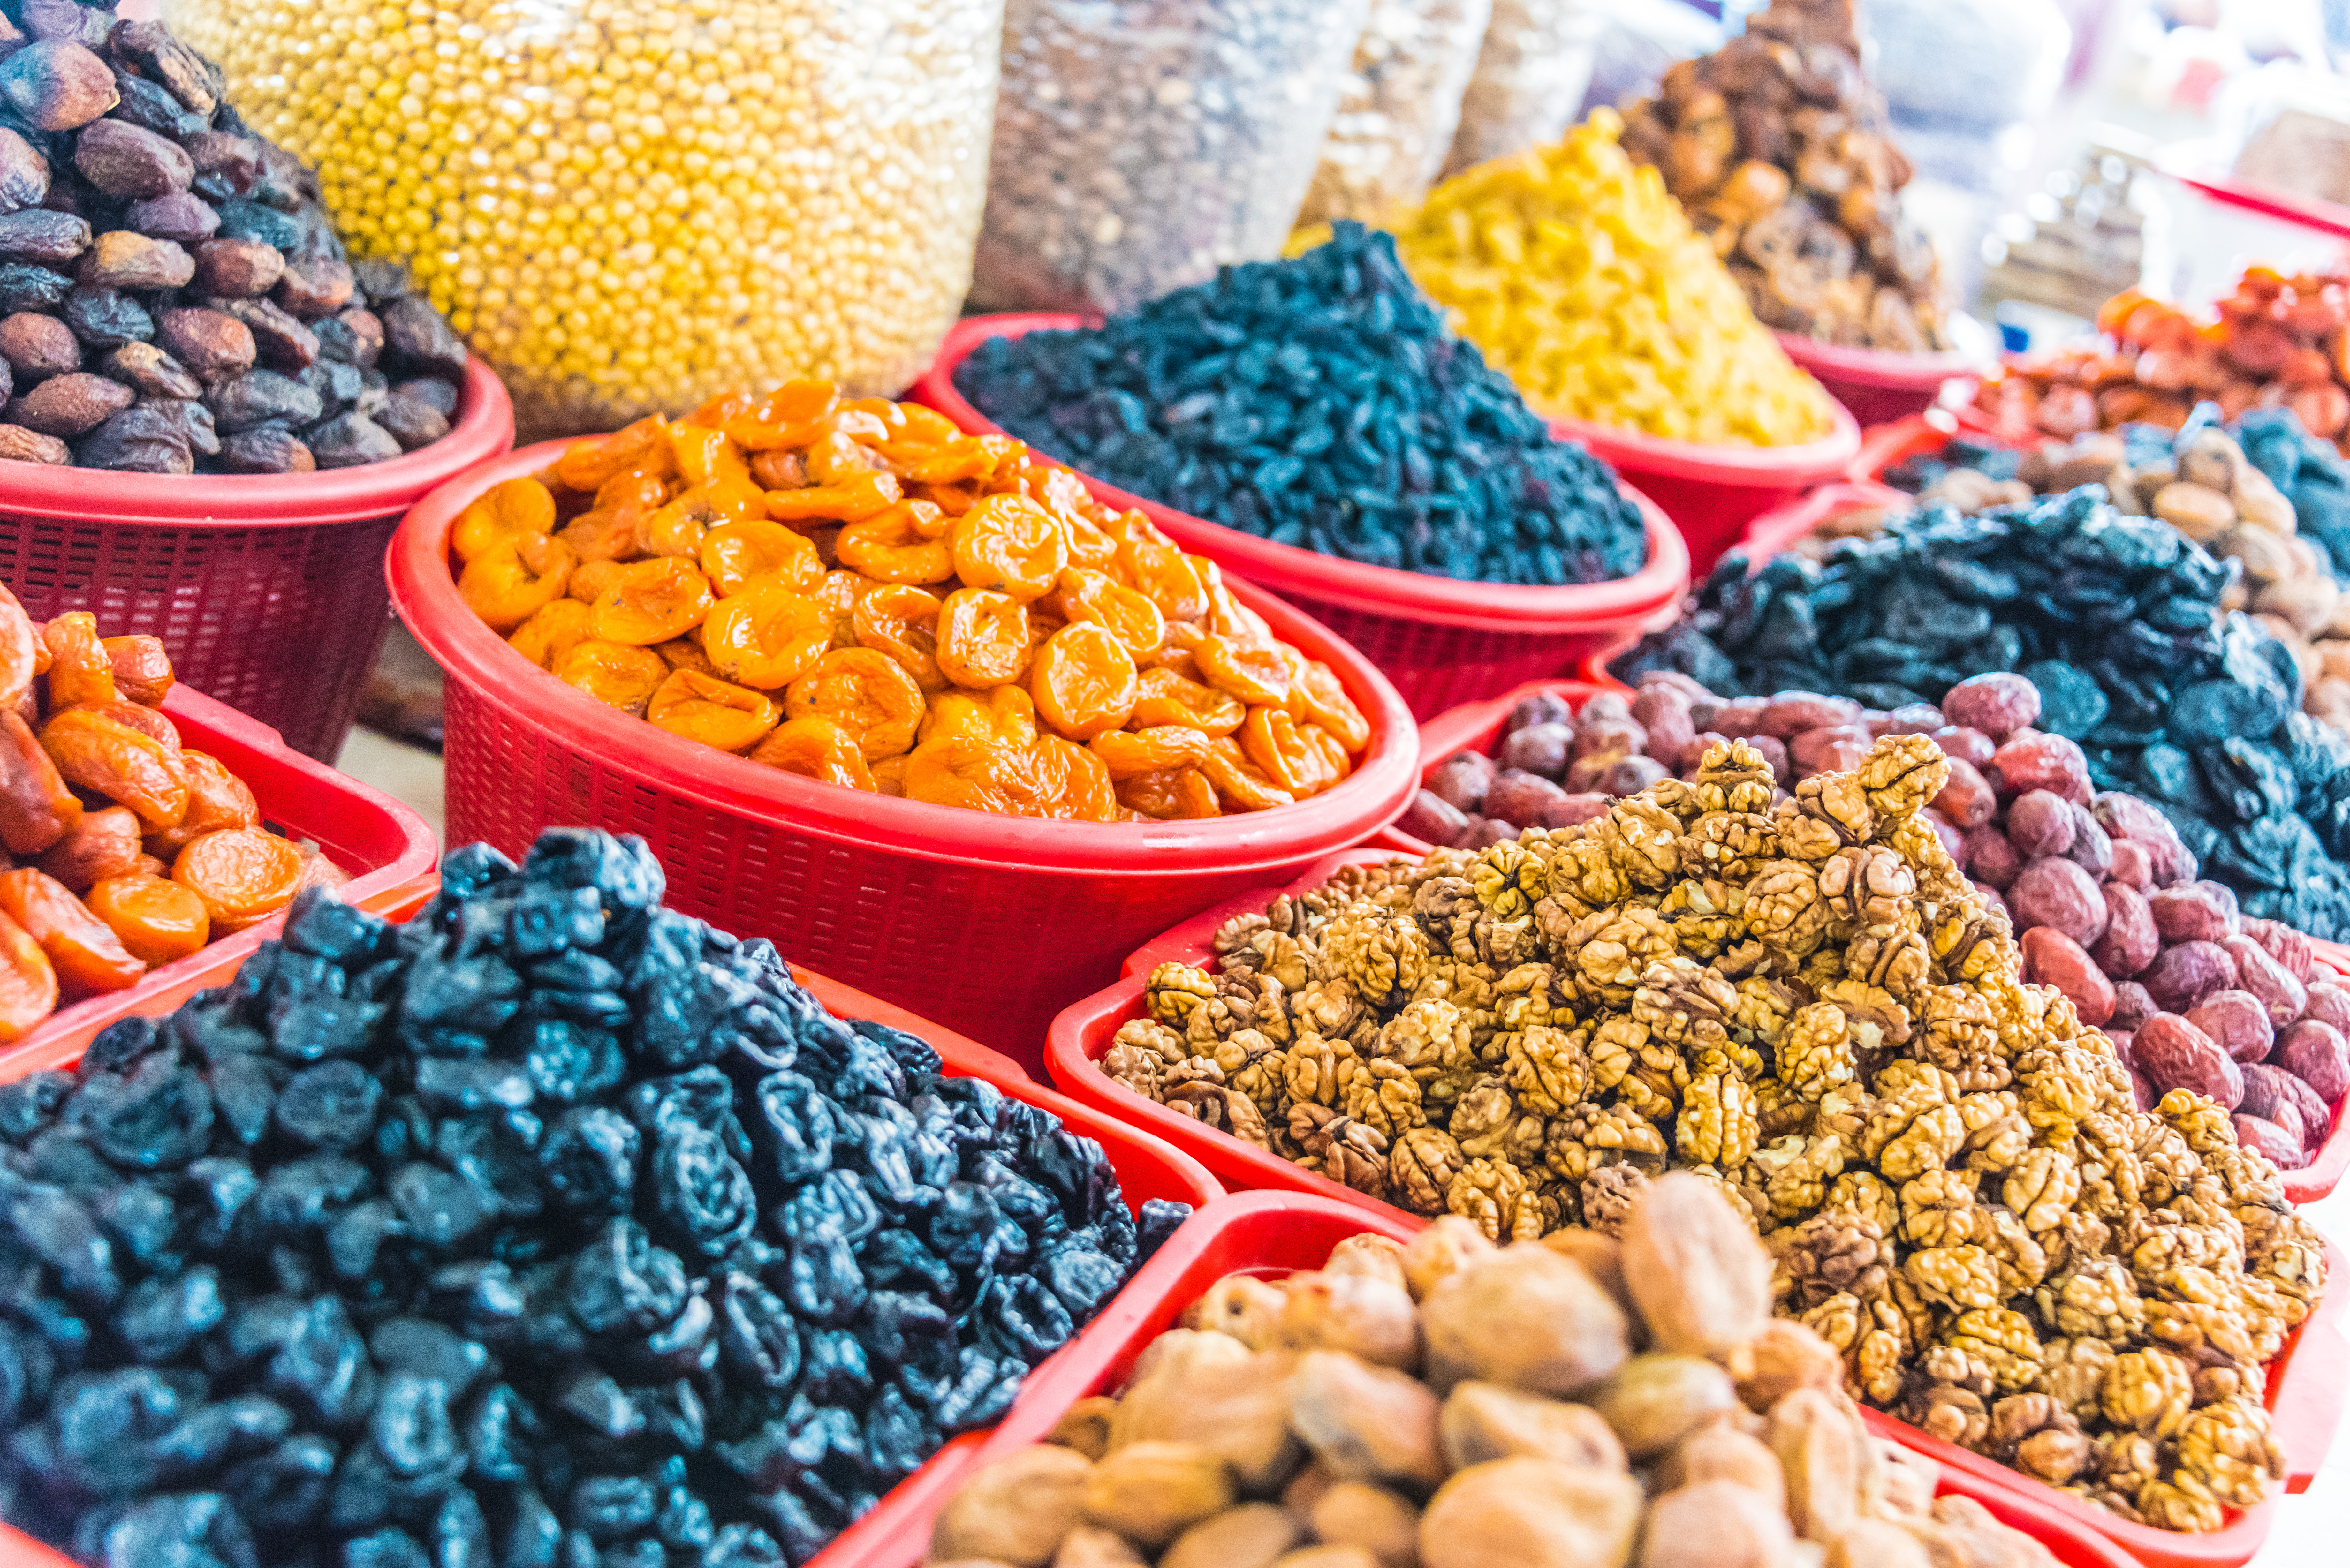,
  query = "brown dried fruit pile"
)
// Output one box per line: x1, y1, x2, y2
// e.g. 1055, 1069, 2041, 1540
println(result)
1104, 733, 2326, 1528
0, 1, 467, 472
932, 1175, 2076, 1568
